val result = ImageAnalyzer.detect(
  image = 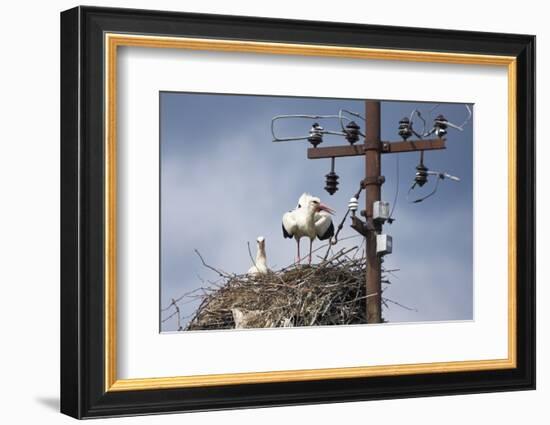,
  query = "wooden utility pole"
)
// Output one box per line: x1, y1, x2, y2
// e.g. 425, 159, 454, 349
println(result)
305, 100, 447, 323
364, 101, 382, 323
